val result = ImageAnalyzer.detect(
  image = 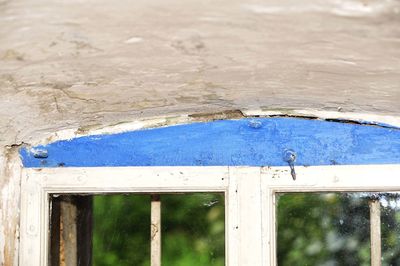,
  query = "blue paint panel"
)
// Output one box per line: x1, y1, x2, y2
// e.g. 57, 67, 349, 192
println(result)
20, 118, 400, 167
